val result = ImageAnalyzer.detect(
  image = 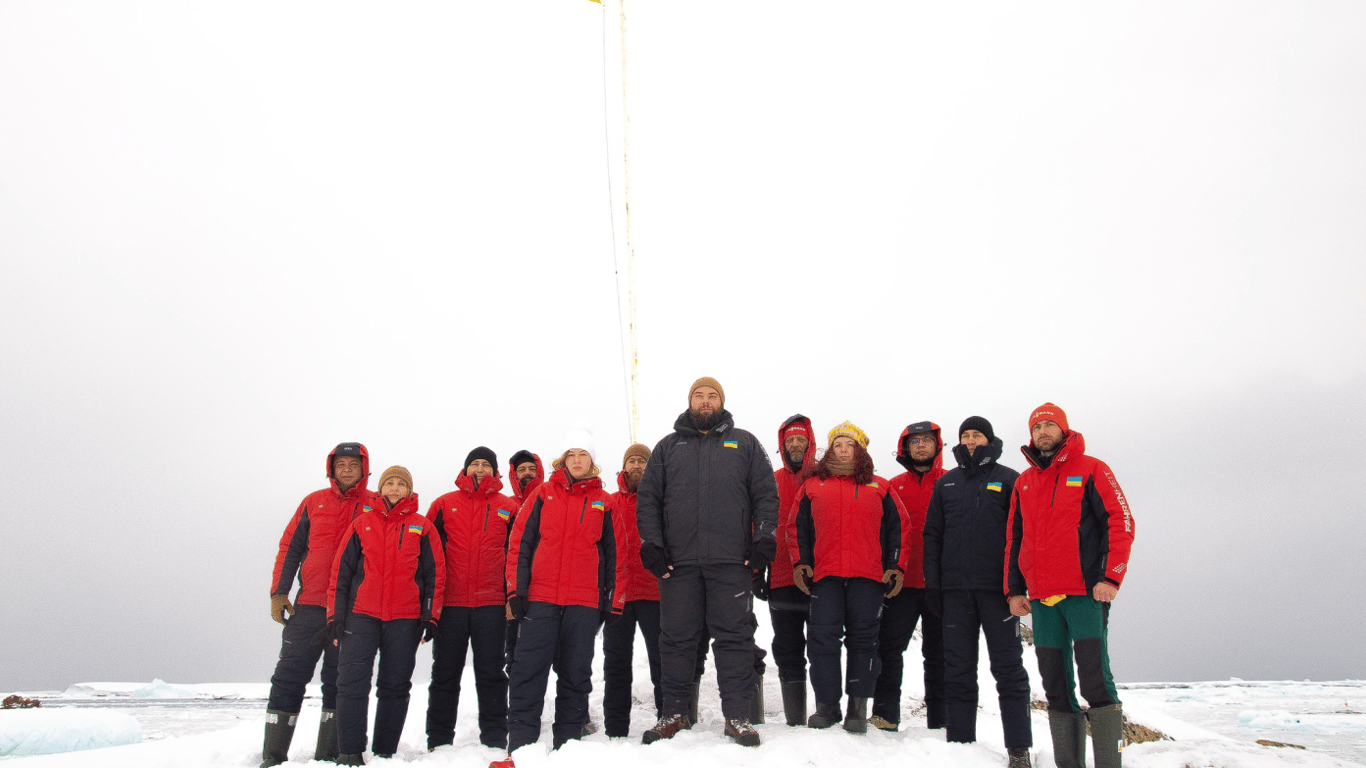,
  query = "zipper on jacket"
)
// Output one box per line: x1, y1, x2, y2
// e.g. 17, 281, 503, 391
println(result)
579, 498, 588, 525
398, 519, 406, 550
1050, 475, 1059, 506
484, 503, 491, 531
